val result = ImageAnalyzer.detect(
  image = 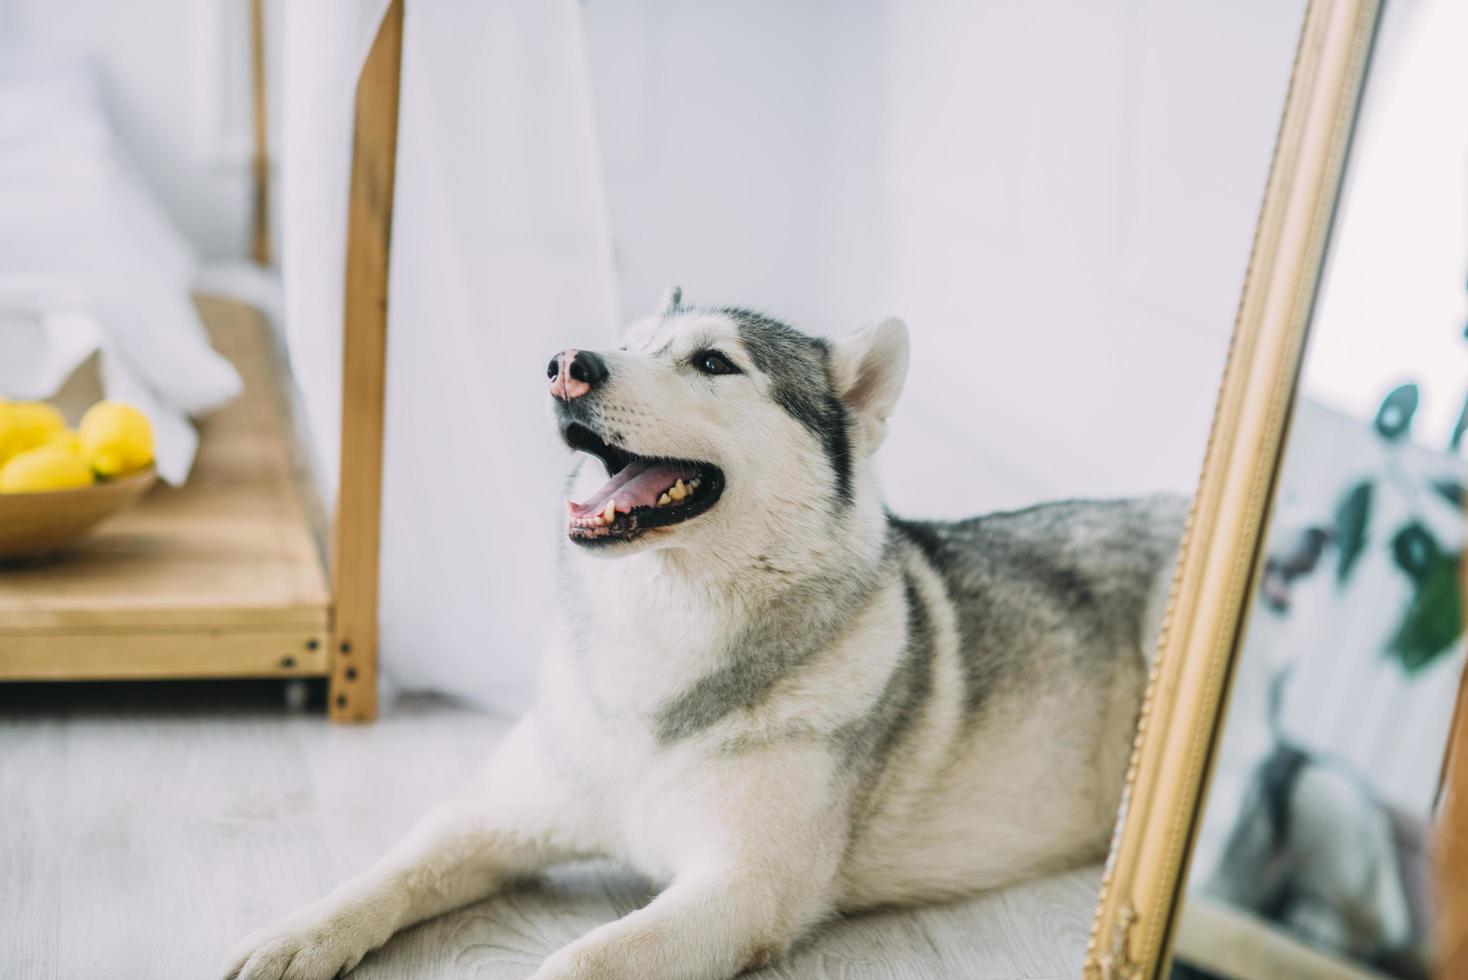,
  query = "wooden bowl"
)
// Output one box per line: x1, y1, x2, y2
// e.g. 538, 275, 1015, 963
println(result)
0, 467, 157, 559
